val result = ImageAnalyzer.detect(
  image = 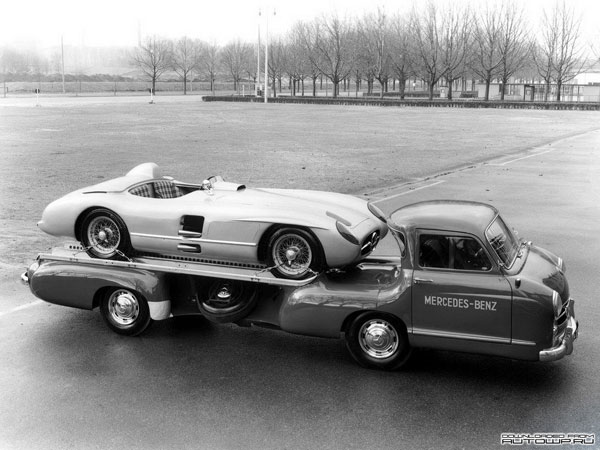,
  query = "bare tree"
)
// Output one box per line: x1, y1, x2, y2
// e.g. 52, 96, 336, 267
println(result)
221, 39, 253, 93
295, 21, 322, 96
0, 48, 29, 75
352, 21, 376, 95
267, 38, 286, 97
310, 14, 354, 98
471, 4, 503, 100
199, 42, 220, 94
285, 23, 313, 96
389, 14, 414, 99
440, 4, 473, 100
533, 1, 586, 101
131, 36, 173, 94
172, 36, 199, 95
410, 2, 446, 100
532, 38, 554, 101
549, 1, 587, 101
497, 2, 530, 100
358, 8, 393, 98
